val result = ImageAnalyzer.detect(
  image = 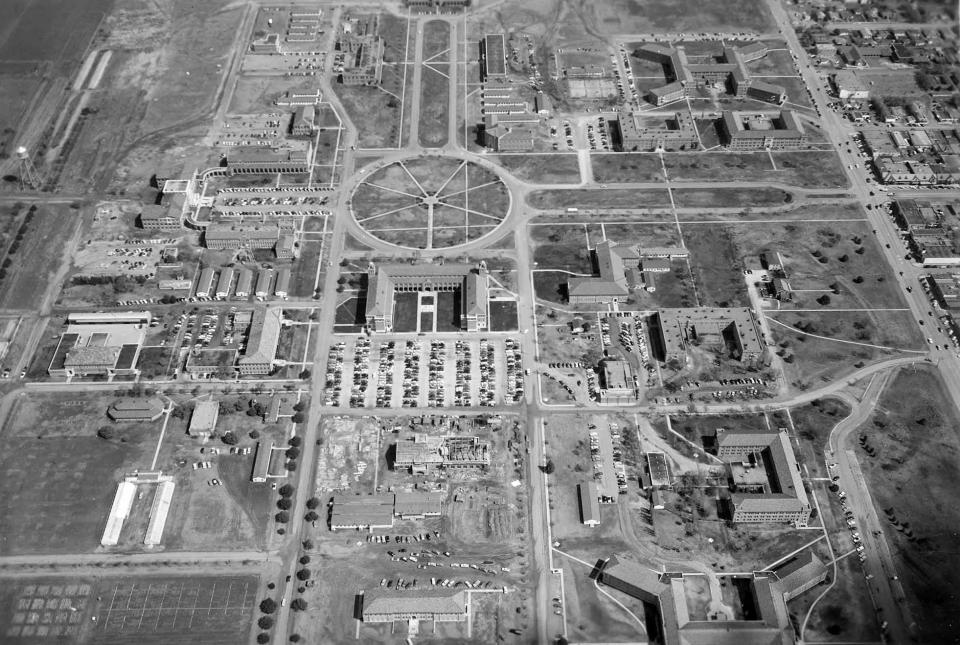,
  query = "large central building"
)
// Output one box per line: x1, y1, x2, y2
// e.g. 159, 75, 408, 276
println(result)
364, 263, 489, 332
